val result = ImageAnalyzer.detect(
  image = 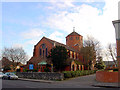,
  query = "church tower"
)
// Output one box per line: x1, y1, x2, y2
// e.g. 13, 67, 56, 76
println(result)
66, 27, 83, 51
